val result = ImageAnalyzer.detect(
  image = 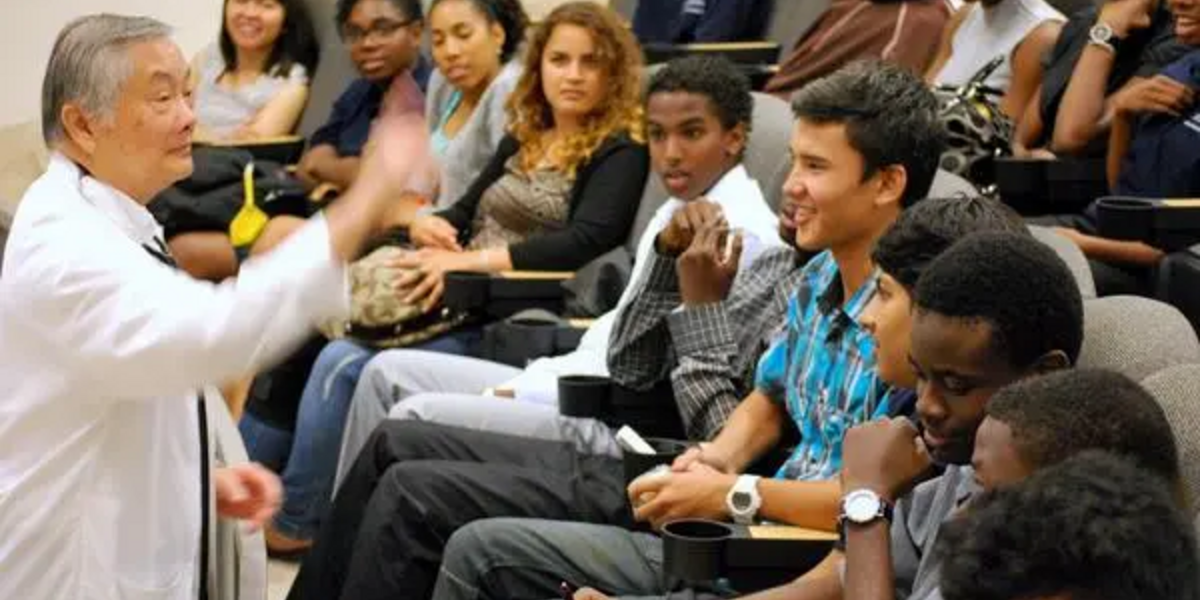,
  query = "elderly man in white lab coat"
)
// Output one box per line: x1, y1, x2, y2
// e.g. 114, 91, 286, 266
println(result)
0, 14, 430, 600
